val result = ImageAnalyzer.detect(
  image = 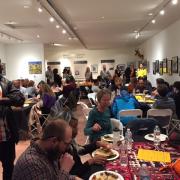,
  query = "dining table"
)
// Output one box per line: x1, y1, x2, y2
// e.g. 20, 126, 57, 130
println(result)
104, 141, 180, 180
